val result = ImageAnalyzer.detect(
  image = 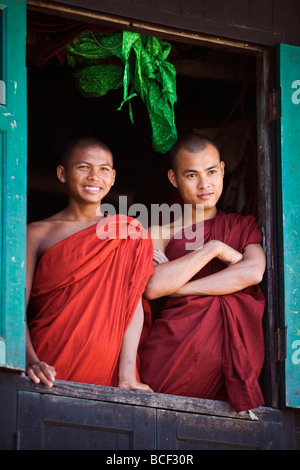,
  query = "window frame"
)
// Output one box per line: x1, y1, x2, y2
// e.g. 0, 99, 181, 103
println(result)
275, 43, 300, 409
5, 1, 286, 408
0, 0, 27, 371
